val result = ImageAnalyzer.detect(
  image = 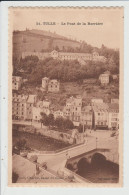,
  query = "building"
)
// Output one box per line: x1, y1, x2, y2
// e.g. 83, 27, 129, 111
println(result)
91, 98, 103, 106
12, 76, 23, 90
32, 106, 42, 121
108, 103, 119, 130
42, 77, 49, 91
112, 74, 118, 80
54, 109, 64, 119
42, 100, 51, 115
99, 73, 110, 85
80, 106, 93, 129
32, 99, 51, 121
25, 95, 37, 121
12, 93, 27, 120
42, 78, 60, 93
12, 93, 37, 121
92, 52, 107, 62
48, 79, 60, 92
63, 96, 74, 119
92, 103, 109, 129
22, 50, 107, 64
64, 95, 82, 126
